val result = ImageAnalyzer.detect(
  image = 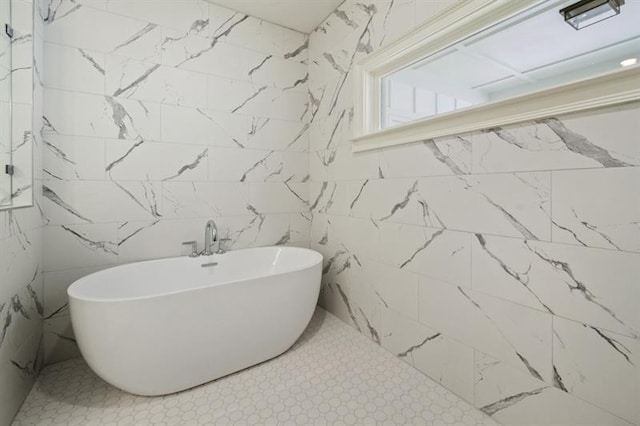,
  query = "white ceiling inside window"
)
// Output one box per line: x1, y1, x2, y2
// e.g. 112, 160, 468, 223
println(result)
391, 0, 640, 102
208, 0, 344, 33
